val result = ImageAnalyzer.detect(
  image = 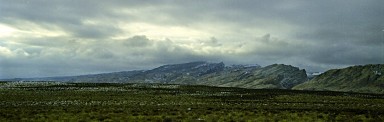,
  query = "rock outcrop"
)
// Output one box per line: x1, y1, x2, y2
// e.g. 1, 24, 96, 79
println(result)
293, 64, 384, 94
199, 64, 307, 89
